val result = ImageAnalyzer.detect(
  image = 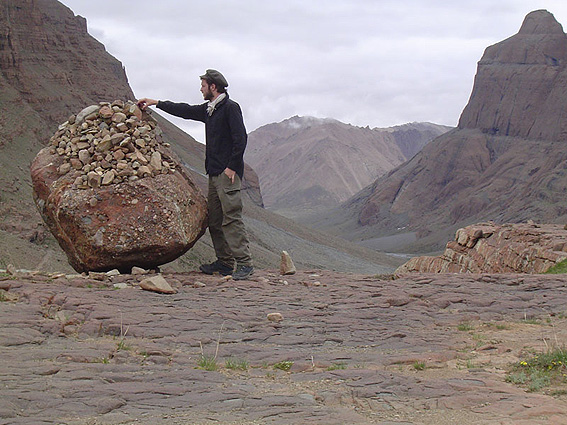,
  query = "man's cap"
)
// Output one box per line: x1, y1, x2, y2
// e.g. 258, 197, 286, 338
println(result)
200, 69, 228, 88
